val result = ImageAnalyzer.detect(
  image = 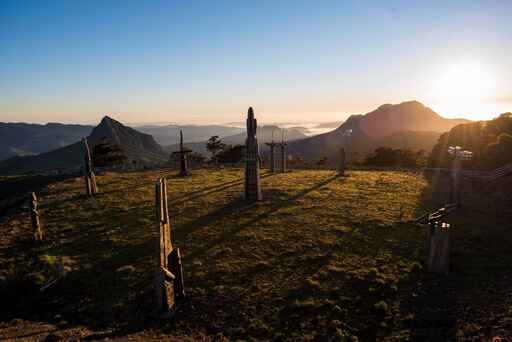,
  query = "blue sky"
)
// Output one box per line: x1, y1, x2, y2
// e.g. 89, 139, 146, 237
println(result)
1, 0, 511, 124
